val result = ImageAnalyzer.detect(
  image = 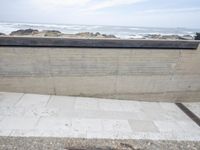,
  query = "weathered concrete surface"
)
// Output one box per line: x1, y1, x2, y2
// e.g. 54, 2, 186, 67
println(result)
0, 37, 199, 49
0, 45, 200, 102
